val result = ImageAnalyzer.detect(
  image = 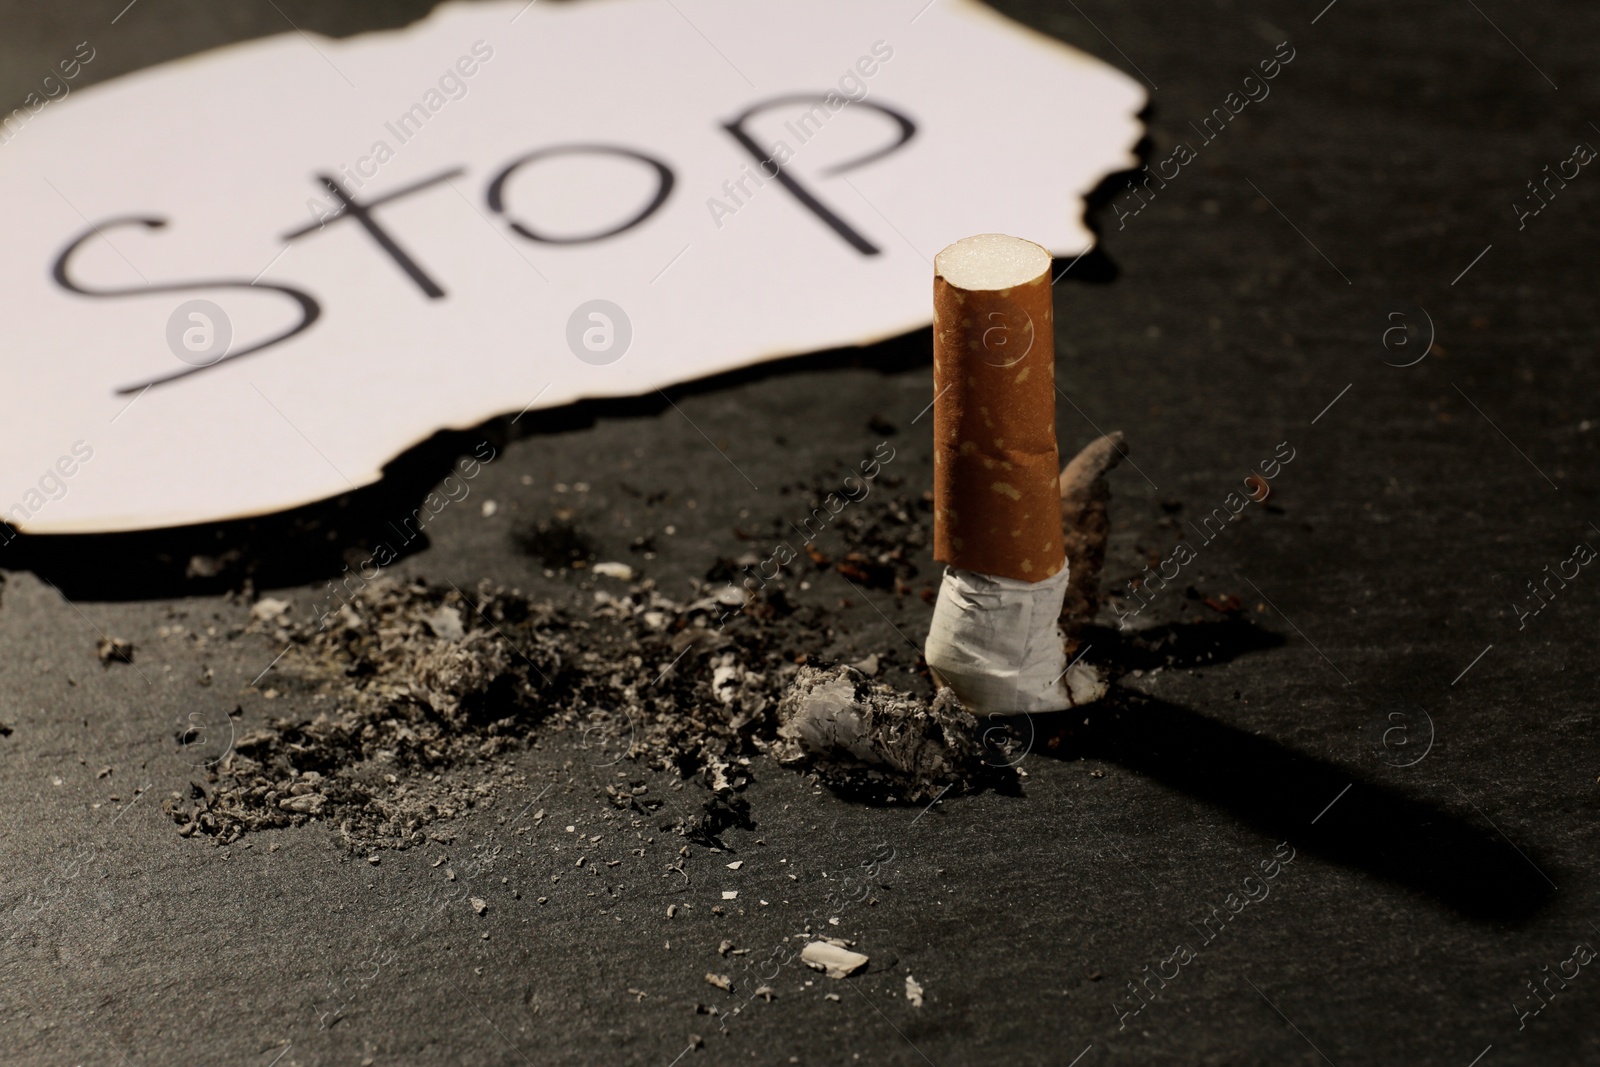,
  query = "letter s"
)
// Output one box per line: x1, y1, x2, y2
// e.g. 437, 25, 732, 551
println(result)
1274, 440, 1296, 463
71, 439, 93, 462
872, 40, 894, 61
52, 217, 321, 394
471, 39, 493, 61
1275, 40, 1296, 63
75, 41, 96, 63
